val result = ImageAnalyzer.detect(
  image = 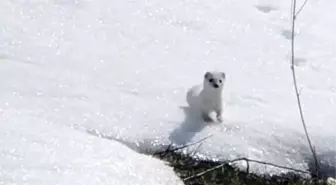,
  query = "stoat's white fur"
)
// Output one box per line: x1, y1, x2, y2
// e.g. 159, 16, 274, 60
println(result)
187, 71, 226, 123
